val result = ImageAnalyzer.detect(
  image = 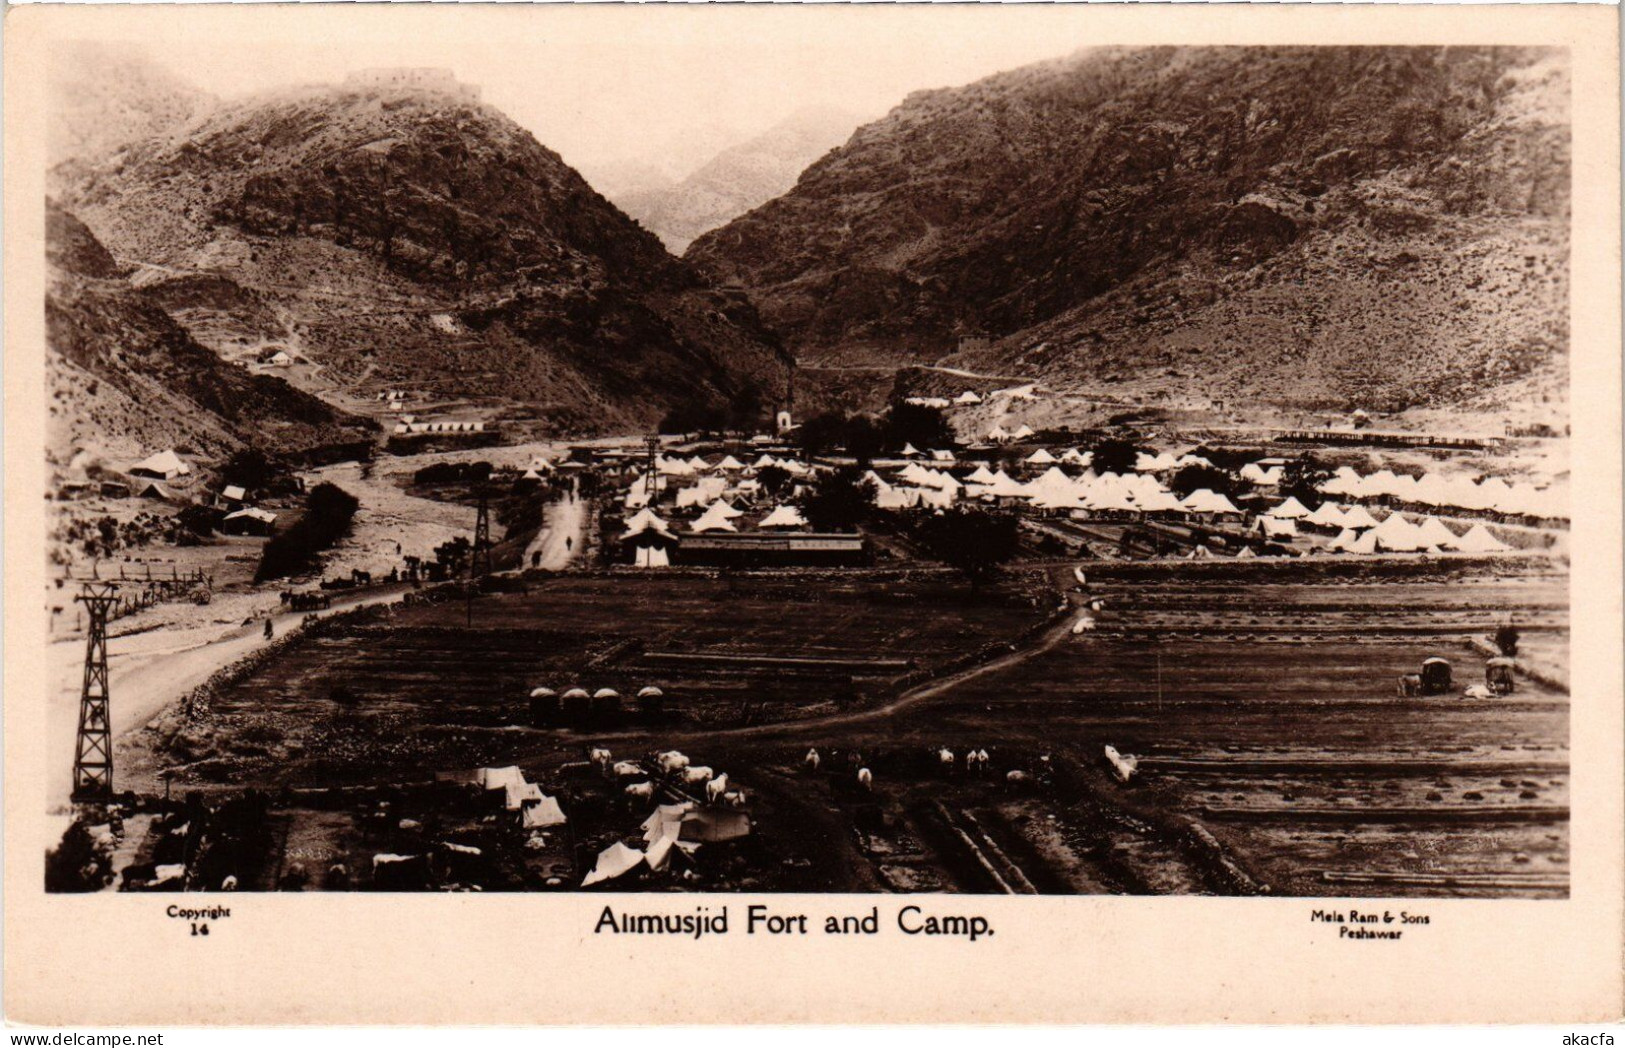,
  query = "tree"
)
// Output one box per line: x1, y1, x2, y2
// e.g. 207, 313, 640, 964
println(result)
915, 507, 1020, 585
796, 411, 851, 457
845, 415, 884, 466
885, 403, 955, 454
1170, 464, 1238, 499
1278, 457, 1332, 505
1494, 622, 1521, 657
435, 536, 473, 575
1088, 438, 1143, 476
800, 467, 873, 532
757, 465, 794, 499
220, 448, 282, 494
